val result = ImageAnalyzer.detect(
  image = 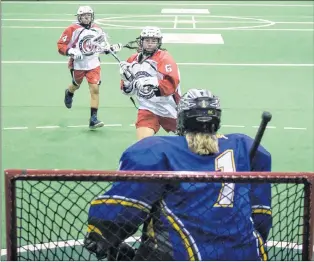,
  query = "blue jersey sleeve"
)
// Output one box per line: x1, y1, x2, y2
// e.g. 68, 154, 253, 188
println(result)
242, 134, 272, 242
87, 140, 167, 245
